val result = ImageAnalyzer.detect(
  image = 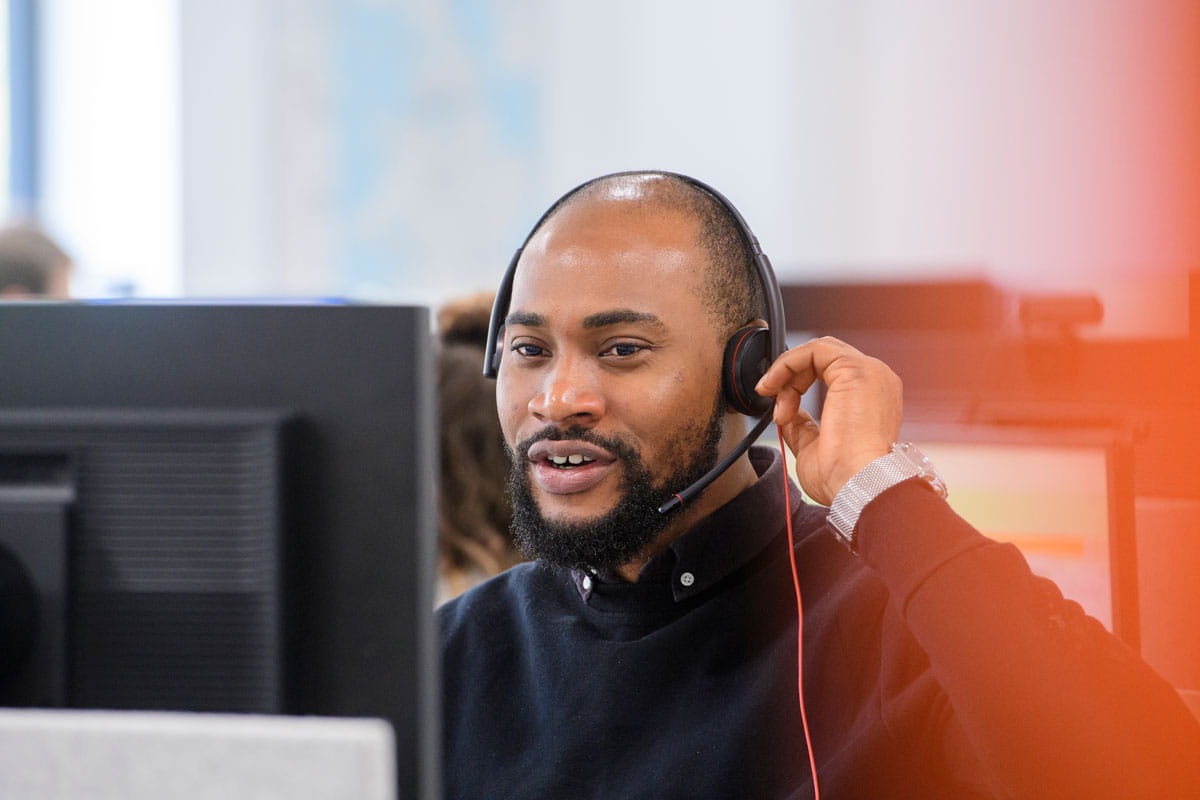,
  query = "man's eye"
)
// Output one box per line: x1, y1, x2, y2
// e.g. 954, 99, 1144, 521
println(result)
601, 343, 645, 358
512, 343, 545, 358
